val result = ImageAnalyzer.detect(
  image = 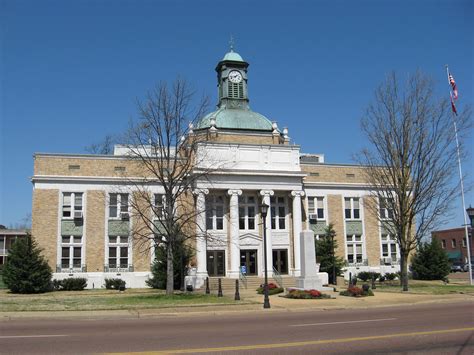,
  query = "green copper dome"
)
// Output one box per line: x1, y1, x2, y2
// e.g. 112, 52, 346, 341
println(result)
222, 50, 244, 62
196, 49, 273, 132
196, 108, 273, 131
